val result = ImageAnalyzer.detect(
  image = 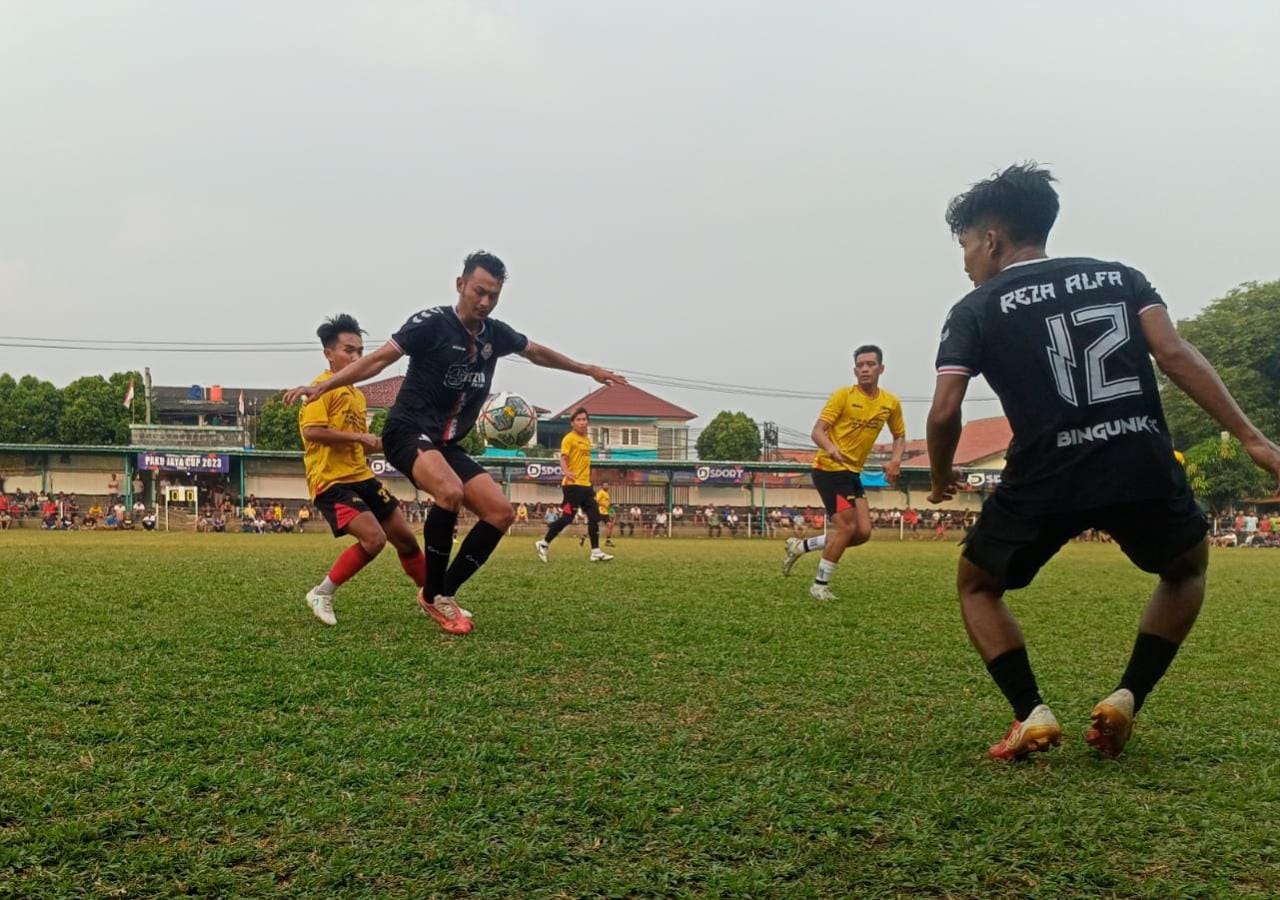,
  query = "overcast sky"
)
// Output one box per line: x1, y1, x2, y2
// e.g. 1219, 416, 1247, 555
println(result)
3, 1, 1277, 445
